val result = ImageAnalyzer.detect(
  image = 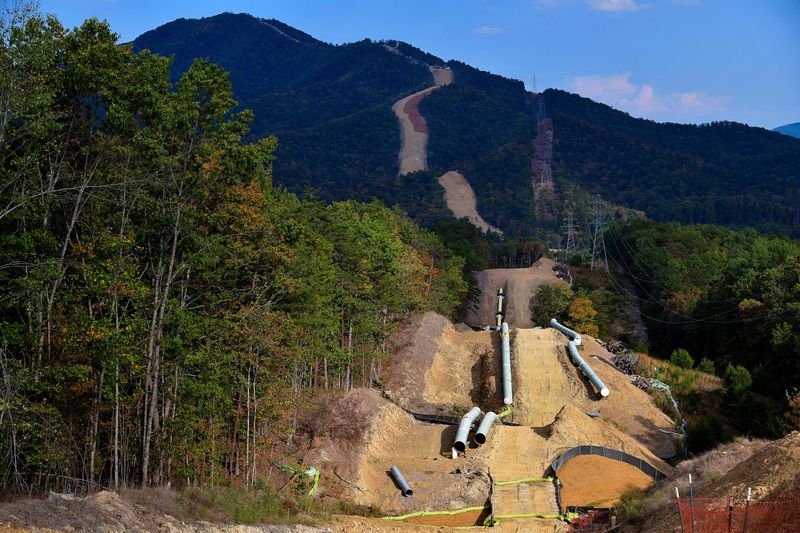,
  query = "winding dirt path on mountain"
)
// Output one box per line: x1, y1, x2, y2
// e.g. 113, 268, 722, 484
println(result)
392, 67, 452, 175
438, 171, 503, 234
